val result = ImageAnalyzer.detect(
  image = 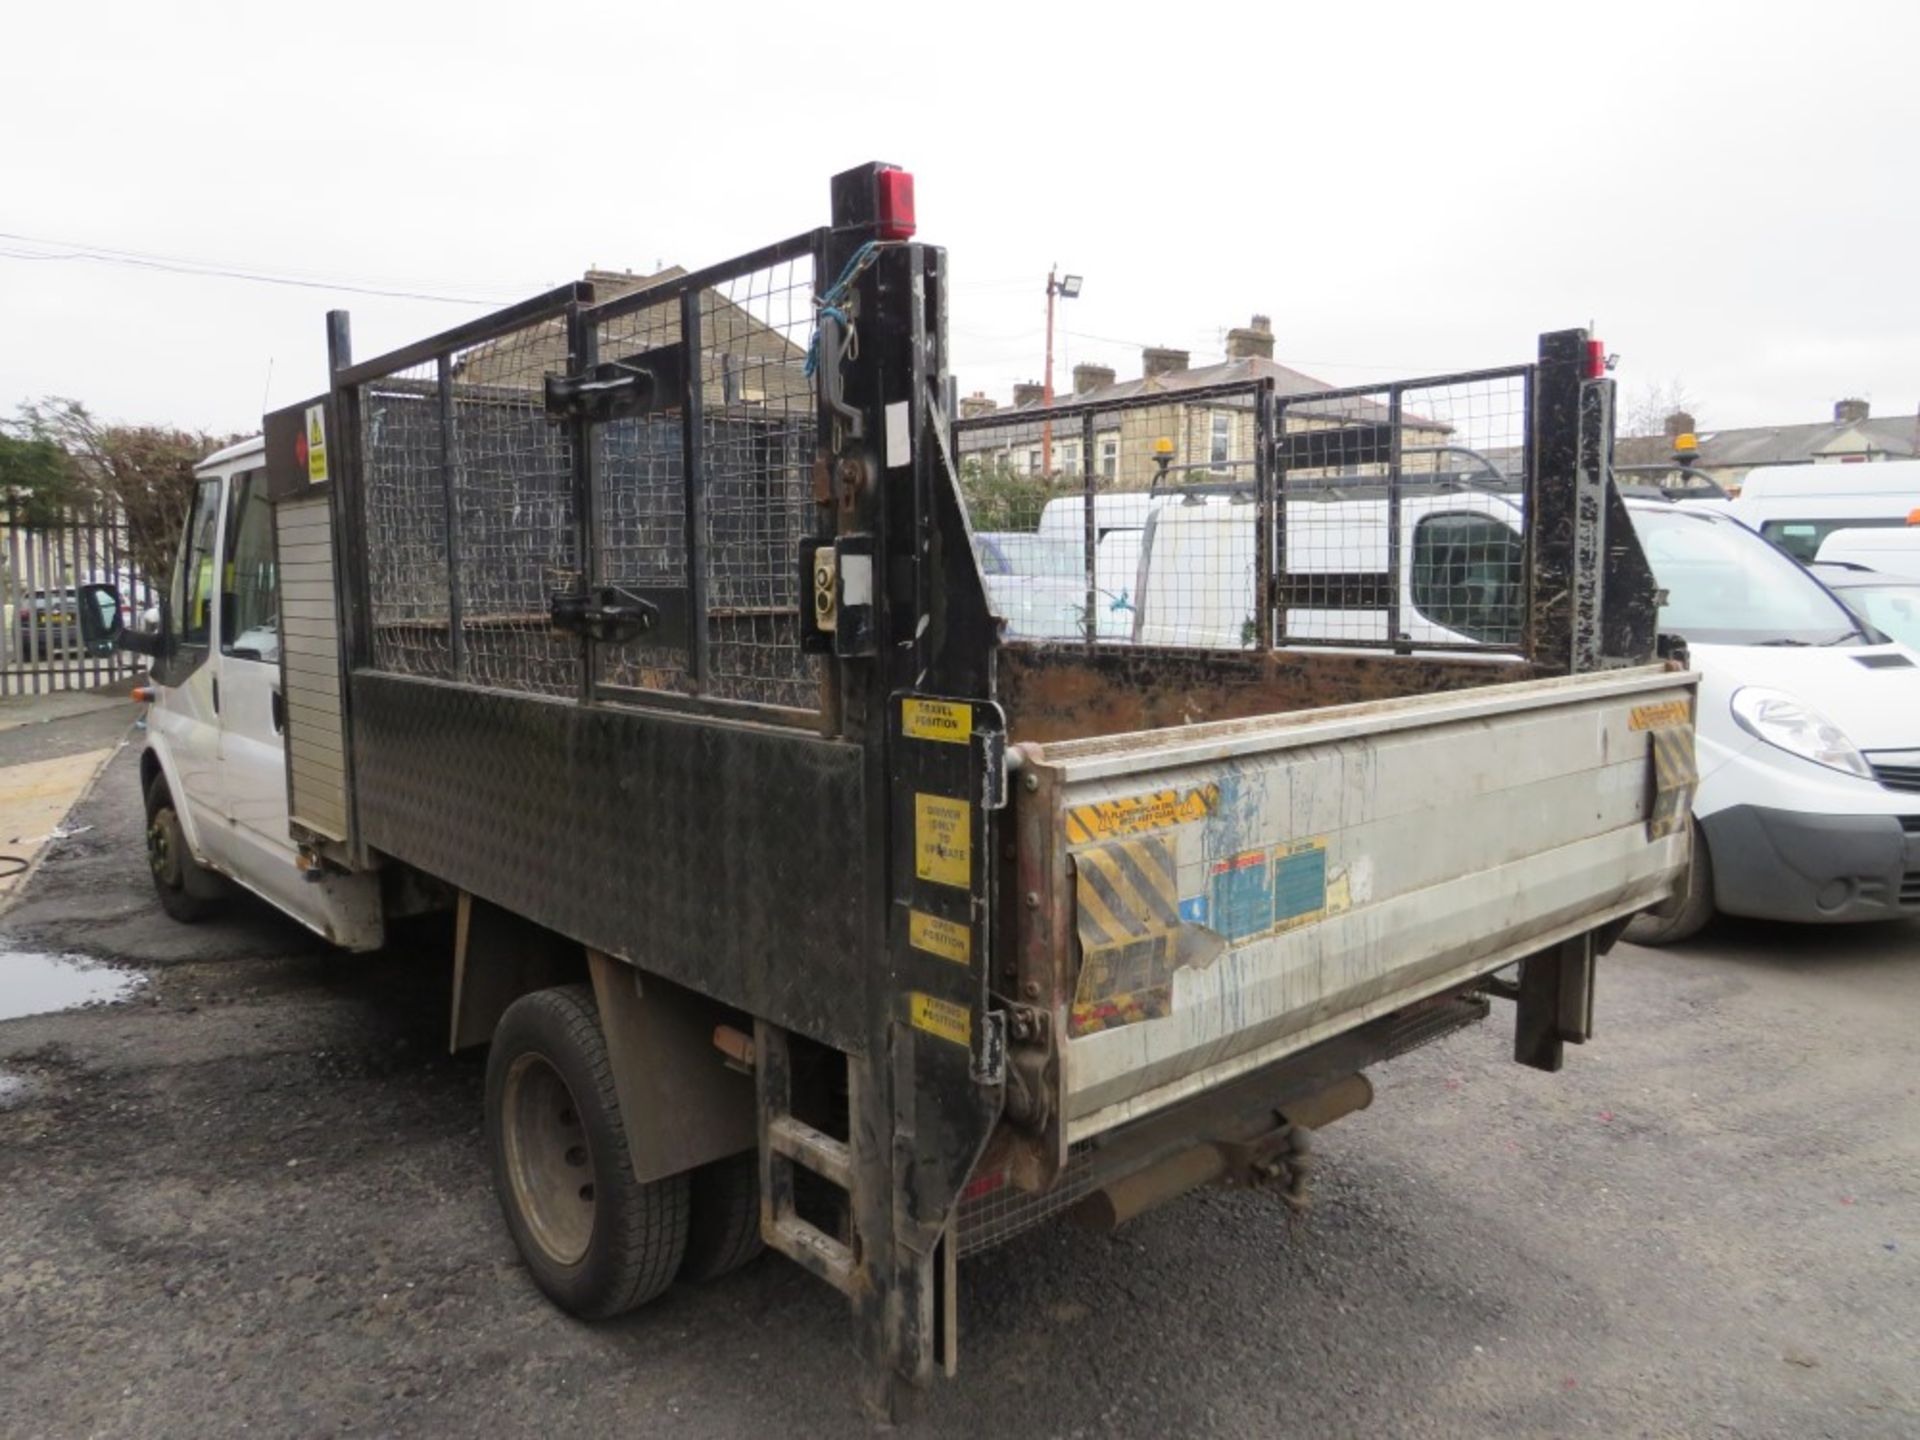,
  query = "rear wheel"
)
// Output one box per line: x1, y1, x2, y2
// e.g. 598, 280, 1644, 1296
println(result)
679, 1150, 765, 1281
1624, 819, 1715, 947
486, 985, 689, 1317
143, 774, 221, 923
